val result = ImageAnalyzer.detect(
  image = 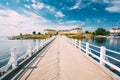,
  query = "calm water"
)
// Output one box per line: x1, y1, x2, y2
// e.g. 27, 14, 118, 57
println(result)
83, 38, 120, 52
0, 36, 39, 67
0, 37, 120, 76
82, 38, 120, 76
